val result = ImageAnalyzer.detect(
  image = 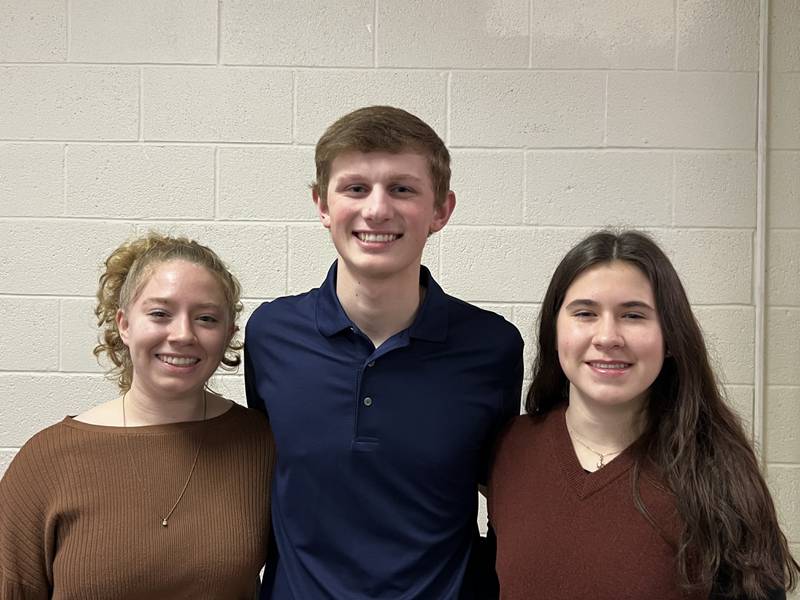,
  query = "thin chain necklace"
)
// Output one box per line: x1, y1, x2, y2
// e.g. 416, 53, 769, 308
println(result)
122, 389, 207, 527
566, 423, 626, 469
